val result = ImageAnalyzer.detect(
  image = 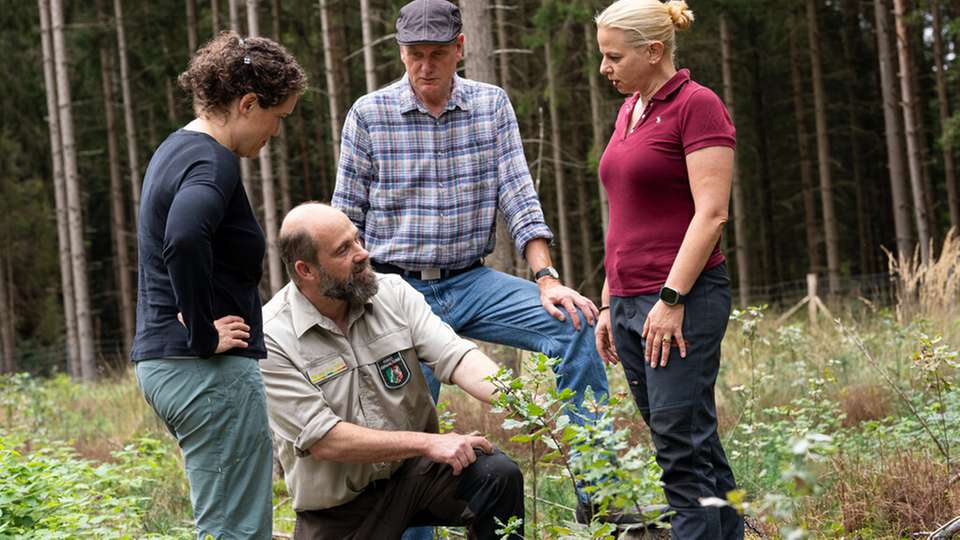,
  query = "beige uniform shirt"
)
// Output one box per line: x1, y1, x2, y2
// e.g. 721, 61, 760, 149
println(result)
261, 274, 477, 511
